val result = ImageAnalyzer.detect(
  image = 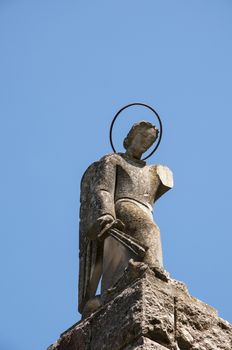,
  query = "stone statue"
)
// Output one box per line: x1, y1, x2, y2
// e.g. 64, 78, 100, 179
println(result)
78, 120, 173, 317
